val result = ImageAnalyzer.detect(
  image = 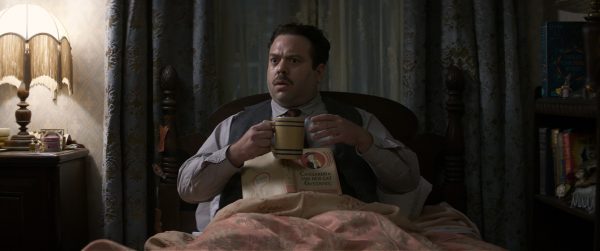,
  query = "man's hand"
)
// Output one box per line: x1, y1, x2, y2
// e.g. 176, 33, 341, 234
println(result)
308, 114, 373, 153
227, 120, 274, 167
